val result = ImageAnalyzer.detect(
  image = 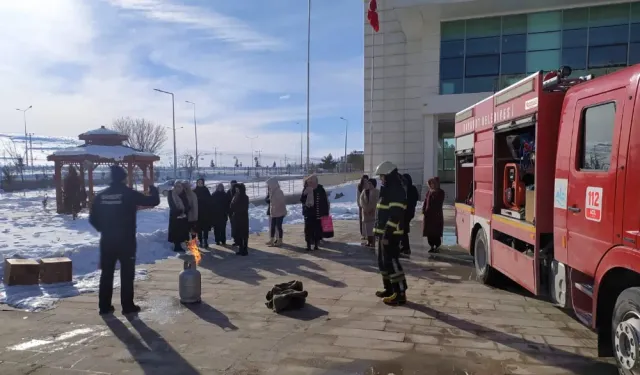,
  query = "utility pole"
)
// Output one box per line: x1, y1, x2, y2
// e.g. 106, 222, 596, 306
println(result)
185, 101, 198, 172
246, 135, 258, 168
214, 147, 218, 167
16, 106, 32, 167
305, 0, 311, 172
154, 89, 177, 178
340, 117, 349, 173
28, 133, 34, 167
